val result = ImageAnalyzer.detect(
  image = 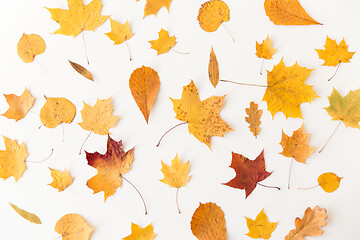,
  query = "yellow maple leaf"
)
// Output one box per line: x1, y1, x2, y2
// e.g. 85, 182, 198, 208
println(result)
245, 102, 262, 137
149, 29, 176, 55
79, 98, 119, 135
123, 223, 156, 240
245, 209, 277, 239
17, 34, 46, 63
263, 59, 318, 118
55, 214, 93, 240
0, 137, 28, 182
138, 0, 172, 18
46, 0, 108, 37
2, 88, 35, 121
160, 154, 190, 188
49, 168, 74, 192
171, 80, 232, 149
316, 36, 355, 66
256, 35, 276, 60
40, 97, 76, 128
105, 18, 134, 45
198, 0, 230, 32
